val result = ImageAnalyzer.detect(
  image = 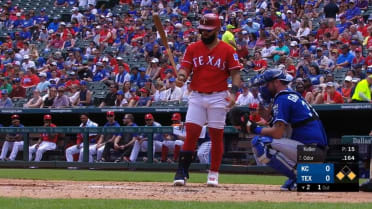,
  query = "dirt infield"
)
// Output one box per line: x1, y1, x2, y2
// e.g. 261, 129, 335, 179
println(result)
0, 179, 370, 203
